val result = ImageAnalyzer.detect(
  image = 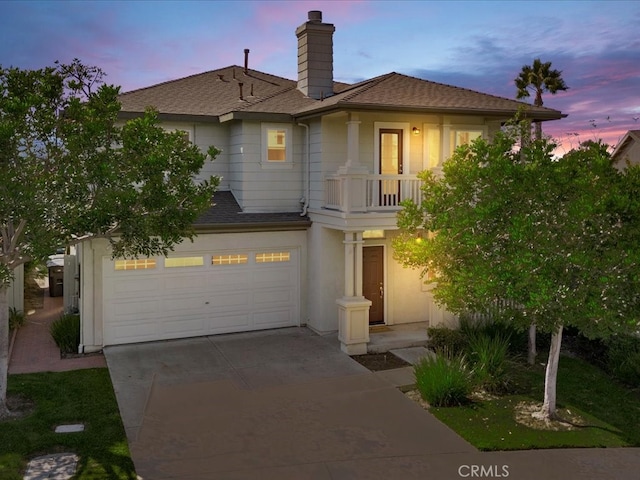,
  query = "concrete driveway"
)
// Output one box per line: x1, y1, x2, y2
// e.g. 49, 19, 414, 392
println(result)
105, 327, 640, 480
